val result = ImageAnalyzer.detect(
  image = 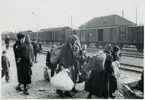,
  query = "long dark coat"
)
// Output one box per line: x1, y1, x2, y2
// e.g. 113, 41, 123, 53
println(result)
13, 41, 32, 84
85, 53, 113, 98
58, 42, 77, 84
